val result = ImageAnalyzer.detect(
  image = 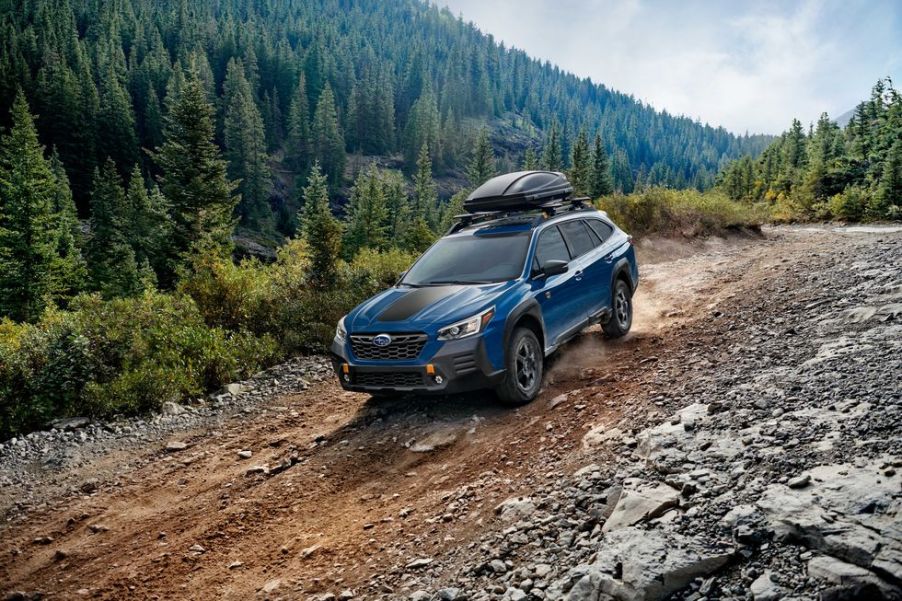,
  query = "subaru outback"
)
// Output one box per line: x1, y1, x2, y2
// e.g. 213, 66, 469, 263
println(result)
331, 171, 639, 404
